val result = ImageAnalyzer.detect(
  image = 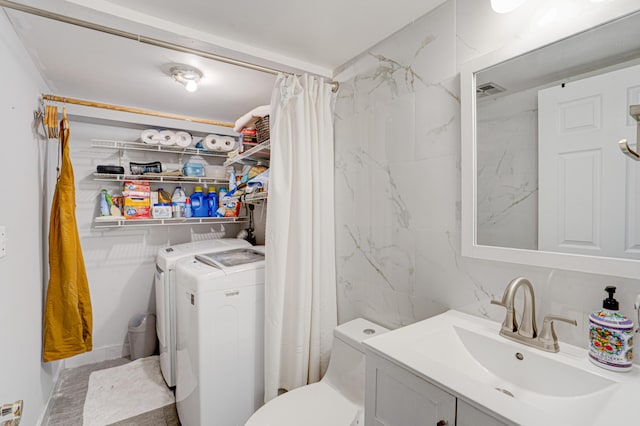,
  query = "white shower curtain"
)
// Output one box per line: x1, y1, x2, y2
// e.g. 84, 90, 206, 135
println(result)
264, 74, 337, 402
